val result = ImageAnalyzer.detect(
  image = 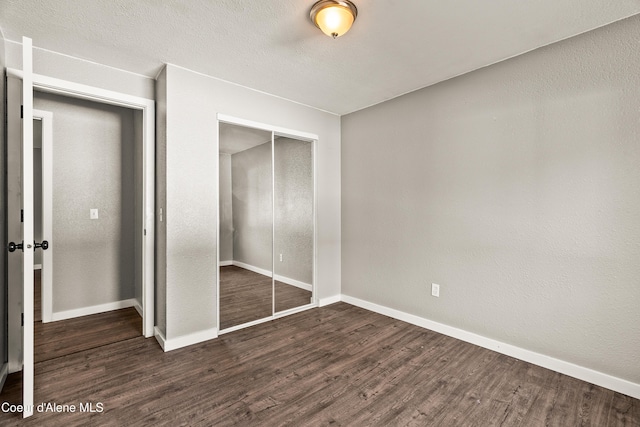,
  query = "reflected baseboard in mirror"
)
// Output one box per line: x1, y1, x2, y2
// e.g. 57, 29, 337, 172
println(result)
219, 265, 311, 330
218, 119, 316, 333
273, 136, 314, 315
